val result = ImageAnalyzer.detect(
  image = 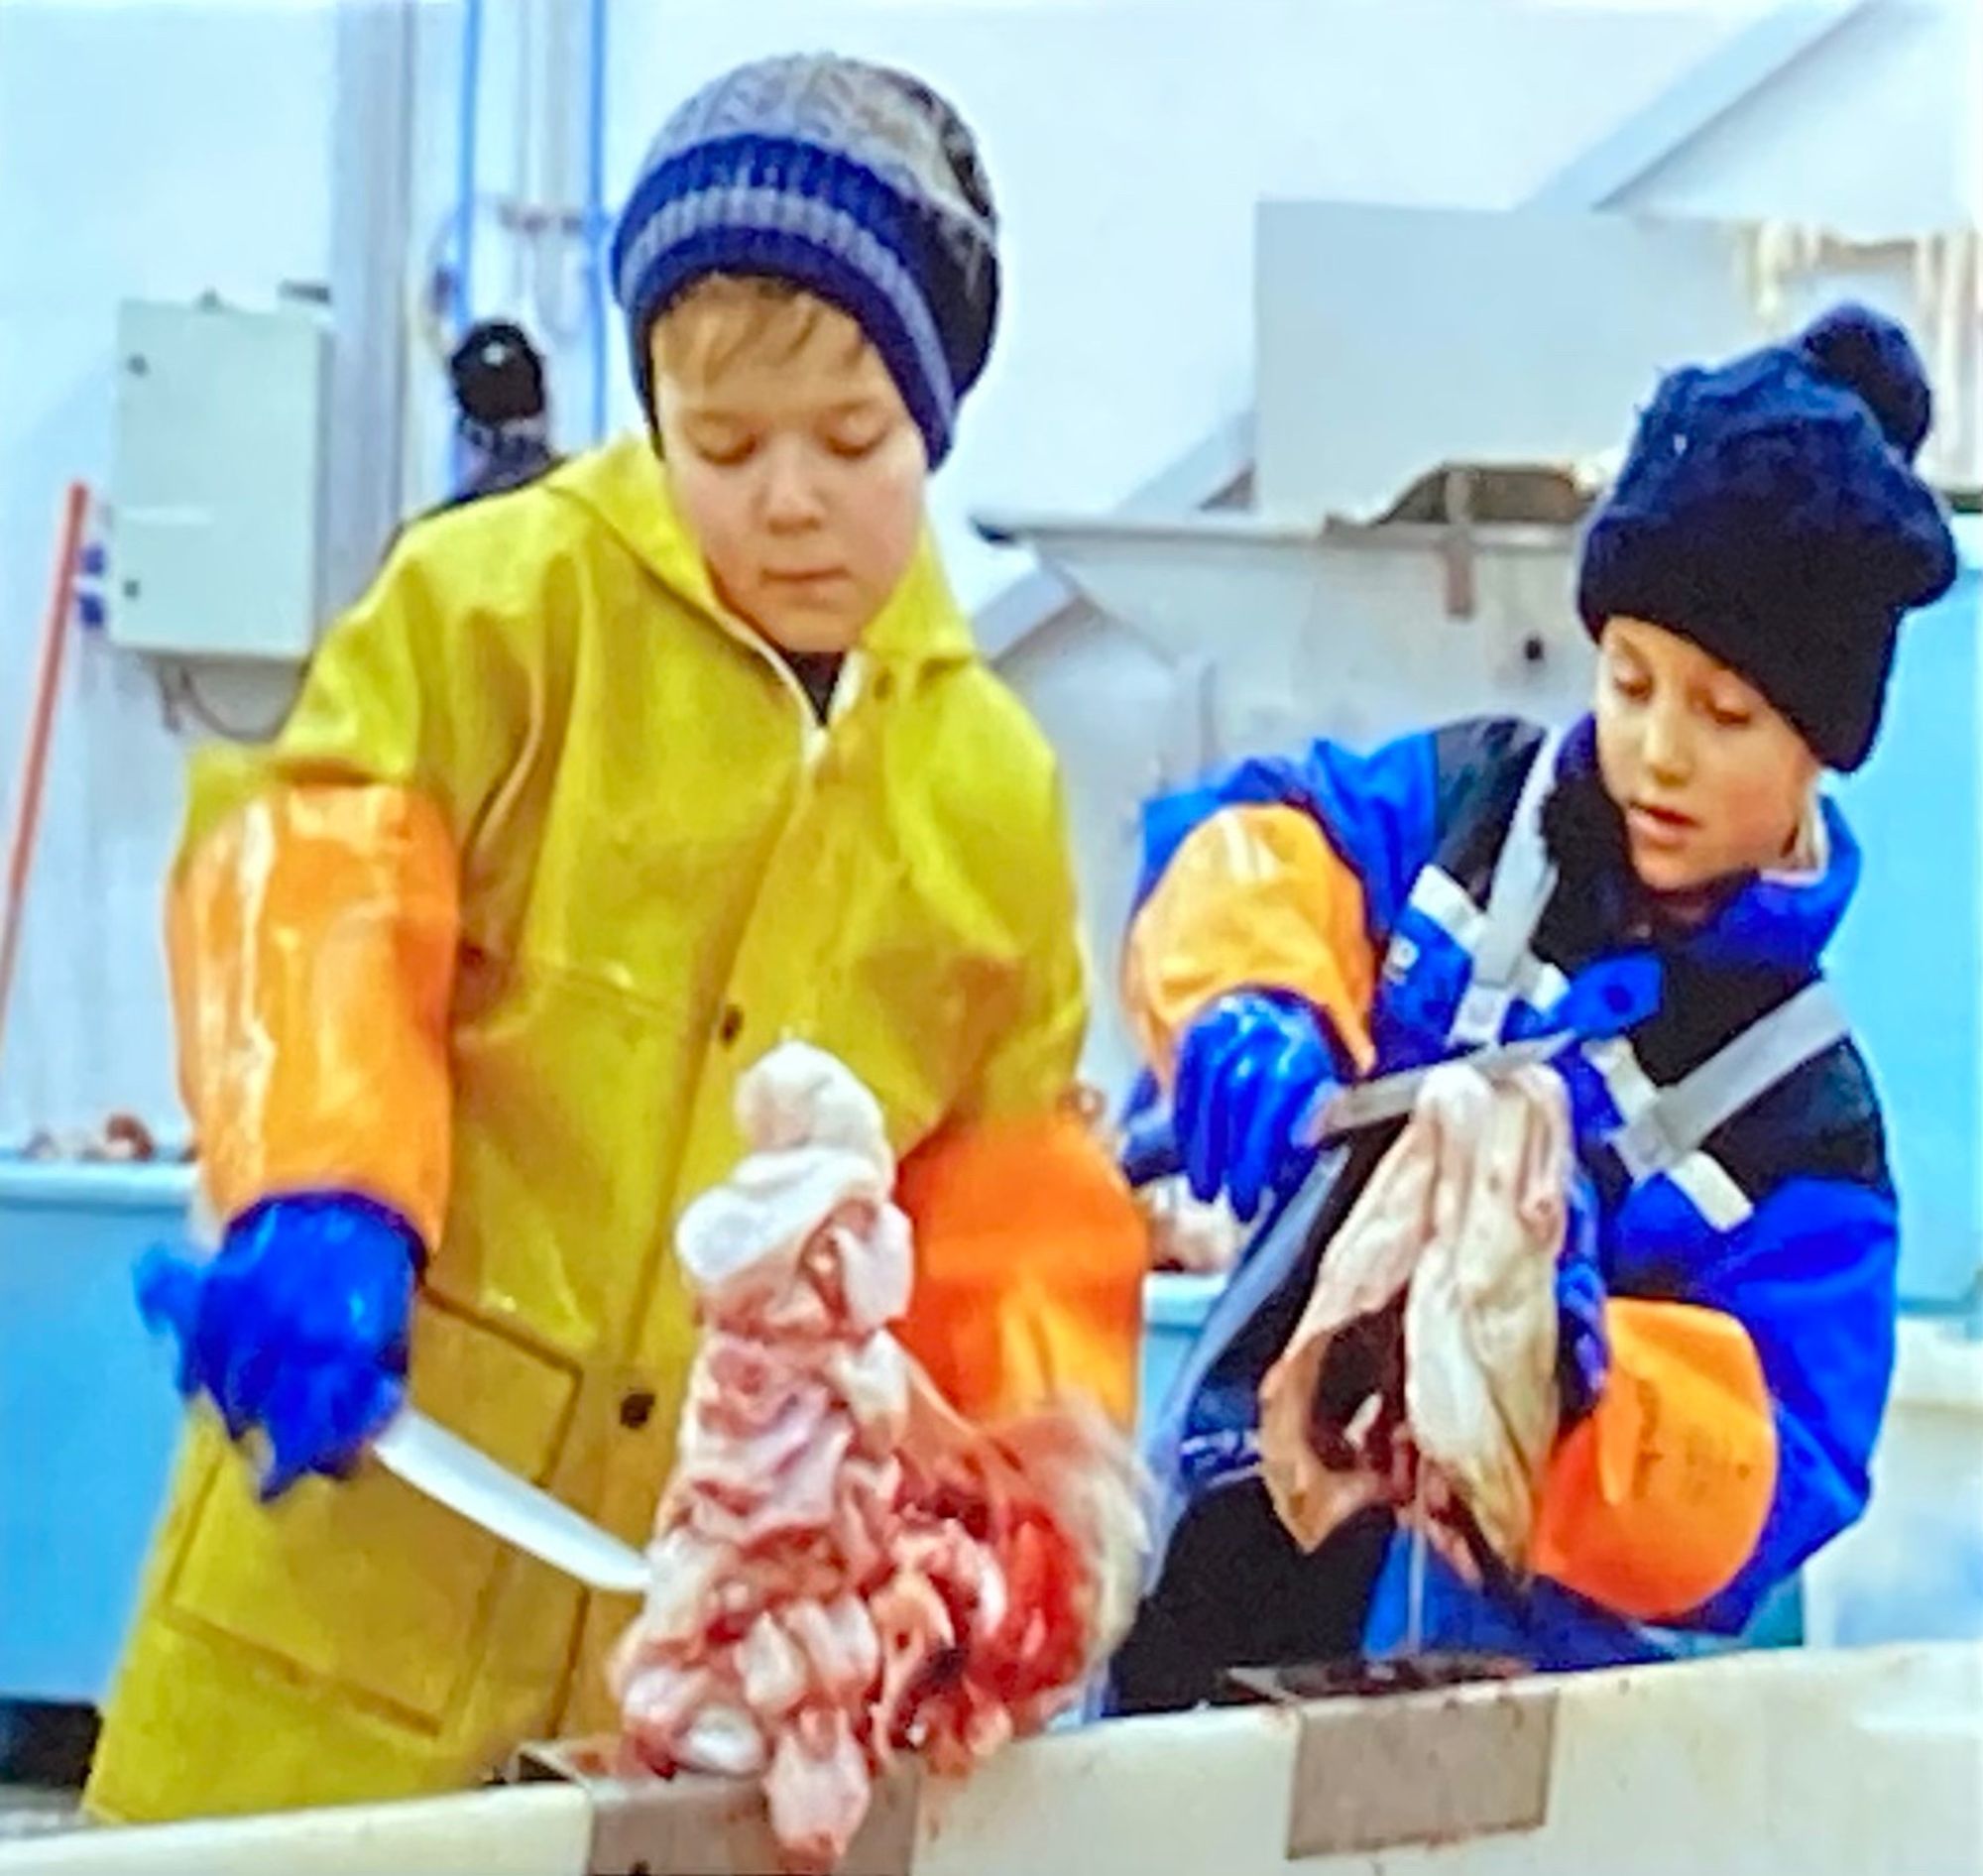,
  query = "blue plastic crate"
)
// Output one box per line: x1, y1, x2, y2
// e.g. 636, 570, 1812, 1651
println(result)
0, 1159, 191, 1703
